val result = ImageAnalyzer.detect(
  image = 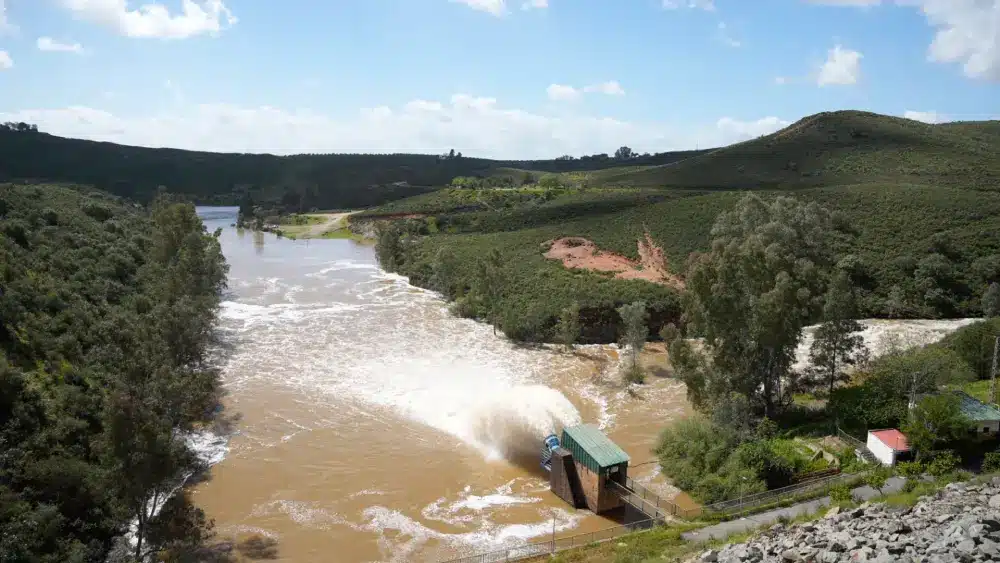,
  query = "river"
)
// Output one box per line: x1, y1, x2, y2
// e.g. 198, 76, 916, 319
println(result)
193, 207, 979, 562
192, 207, 691, 562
